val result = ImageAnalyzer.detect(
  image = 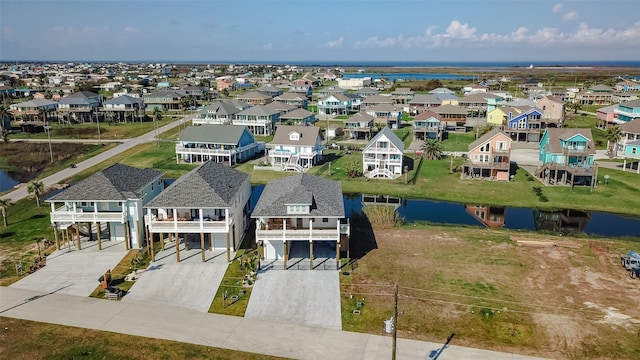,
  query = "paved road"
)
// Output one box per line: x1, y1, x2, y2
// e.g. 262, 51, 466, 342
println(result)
0, 286, 549, 360
1, 116, 190, 203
